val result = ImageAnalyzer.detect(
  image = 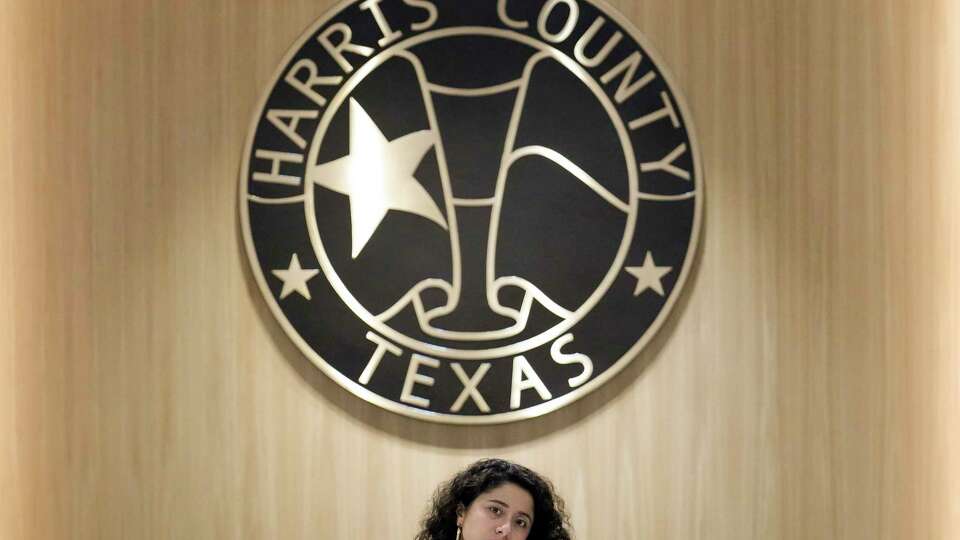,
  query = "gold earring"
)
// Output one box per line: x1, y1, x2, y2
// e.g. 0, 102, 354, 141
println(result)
455, 526, 461, 540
